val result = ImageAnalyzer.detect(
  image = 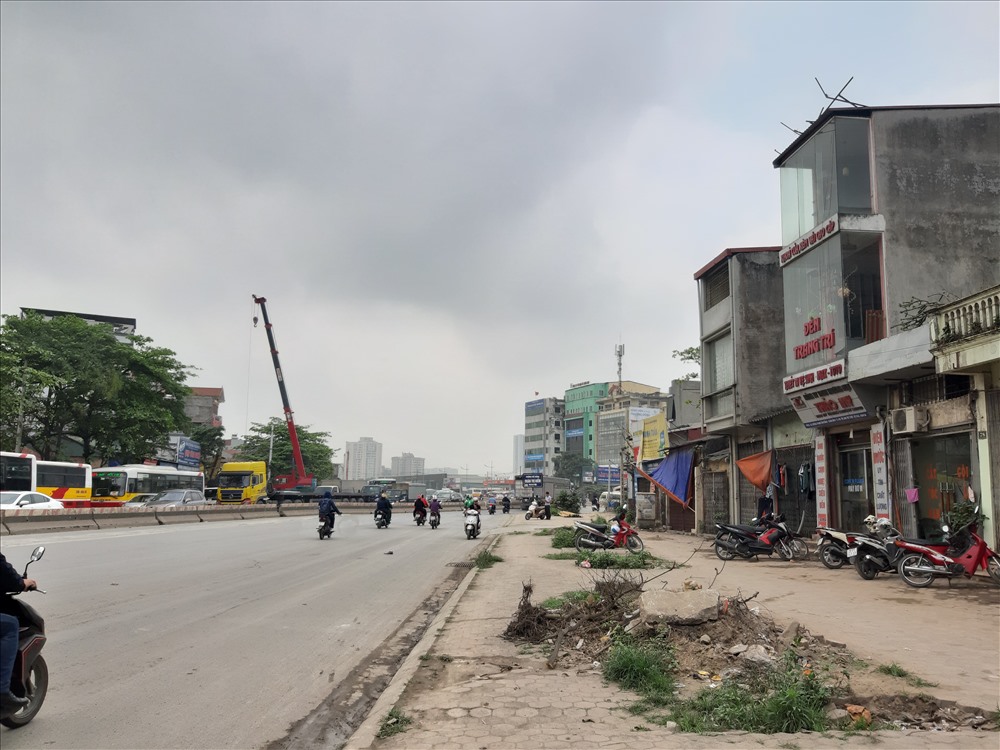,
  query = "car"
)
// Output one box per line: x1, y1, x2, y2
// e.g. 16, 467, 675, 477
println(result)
0, 491, 66, 511
144, 489, 213, 508
124, 493, 157, 508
